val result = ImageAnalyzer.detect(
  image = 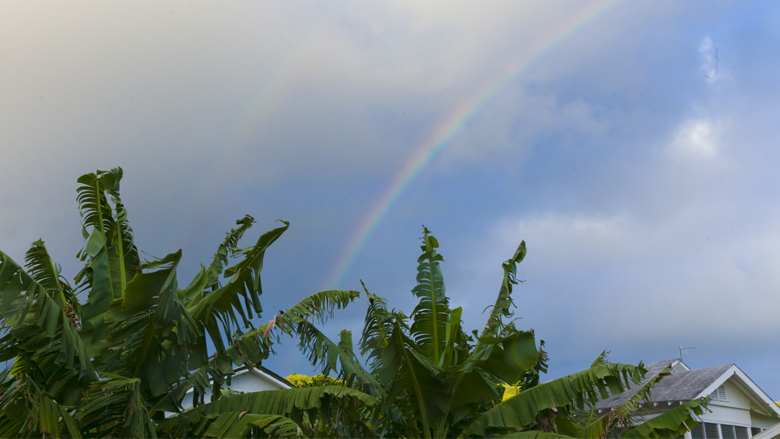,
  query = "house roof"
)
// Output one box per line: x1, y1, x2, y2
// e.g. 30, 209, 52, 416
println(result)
596, 360, 720, 407
597, 359, 706, 408
597, 359, 780, 418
